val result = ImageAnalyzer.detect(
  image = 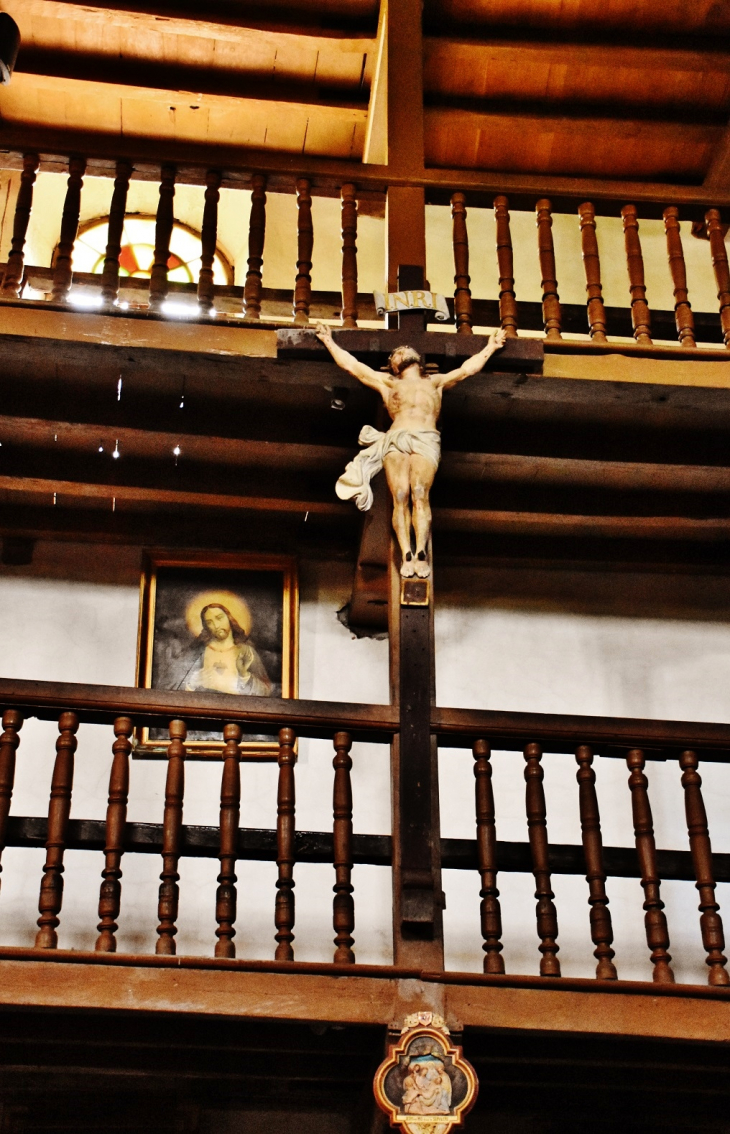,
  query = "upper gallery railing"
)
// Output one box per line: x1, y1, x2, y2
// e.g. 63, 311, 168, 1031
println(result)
0, 152, 728, 350
2, 677, 730, 989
